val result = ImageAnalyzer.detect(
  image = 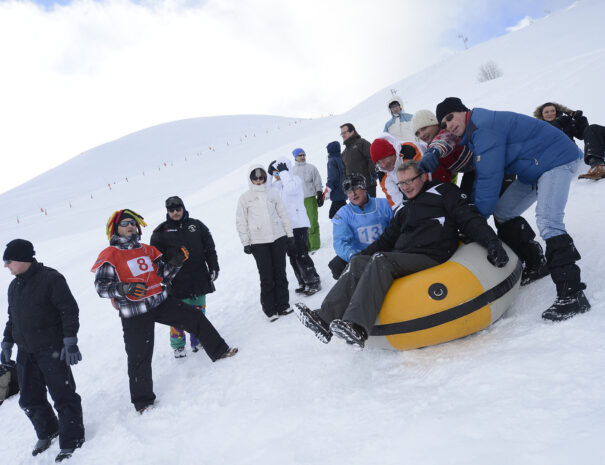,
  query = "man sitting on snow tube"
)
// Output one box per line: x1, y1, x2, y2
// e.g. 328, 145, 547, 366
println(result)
294, 160, 509, 348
